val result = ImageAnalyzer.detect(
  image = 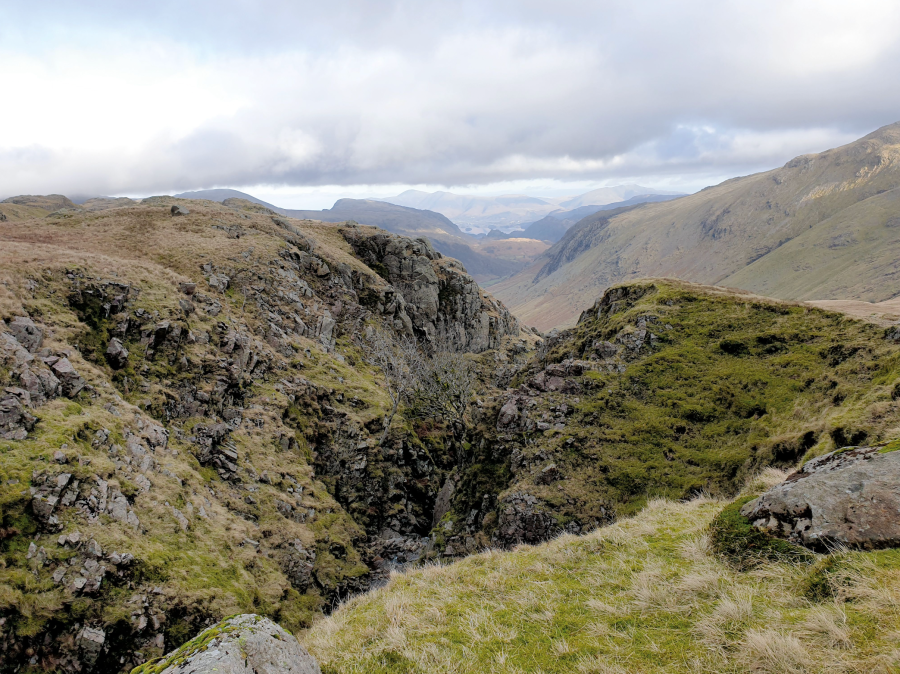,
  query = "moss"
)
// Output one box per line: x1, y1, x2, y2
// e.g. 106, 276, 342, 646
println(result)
709, 496, 815, 571
878, 438, 900, 454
